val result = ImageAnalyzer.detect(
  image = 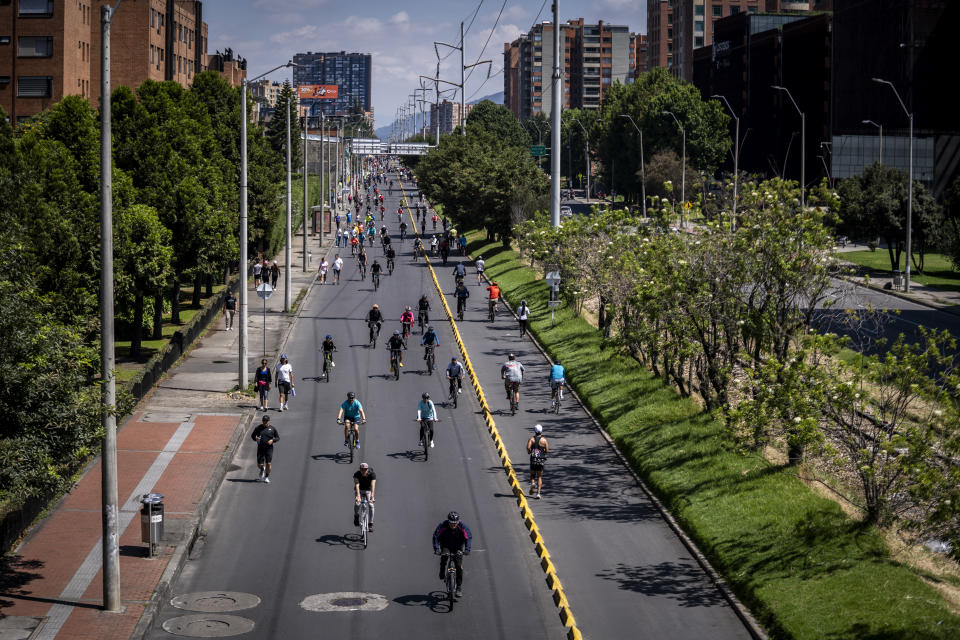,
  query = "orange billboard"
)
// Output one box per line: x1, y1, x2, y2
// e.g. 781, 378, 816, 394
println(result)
297, 84, 339, 99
